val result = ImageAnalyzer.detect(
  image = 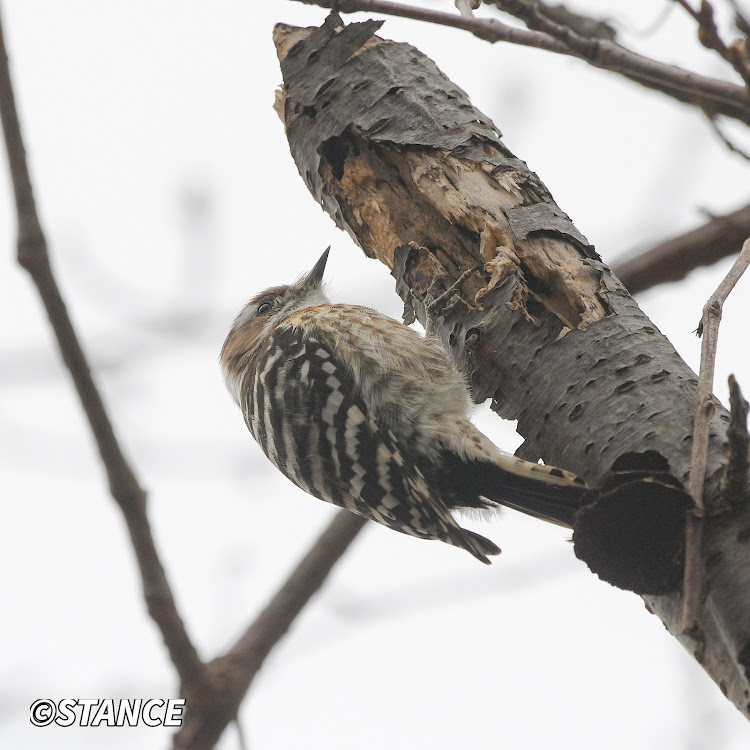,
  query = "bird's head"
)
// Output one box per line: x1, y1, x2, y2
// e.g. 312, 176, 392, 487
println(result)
220, 248, 331, 402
